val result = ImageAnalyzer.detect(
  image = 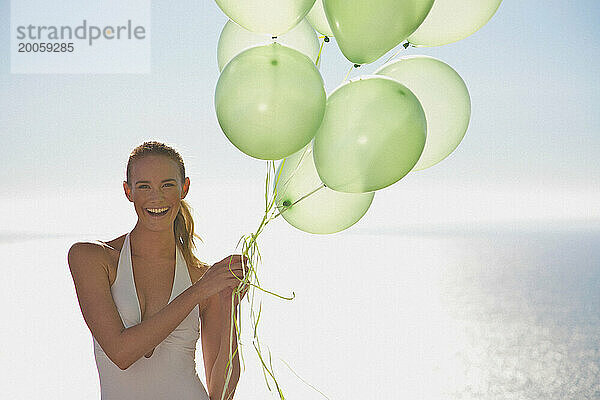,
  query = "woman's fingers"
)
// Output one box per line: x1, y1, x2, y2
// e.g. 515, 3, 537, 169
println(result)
217, 254, 249, 267
223, 255, 249, 267
224, 263, 244, 277
218, 255, 242, 267
224, 259, 248, 276
217, 255, 250, 291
